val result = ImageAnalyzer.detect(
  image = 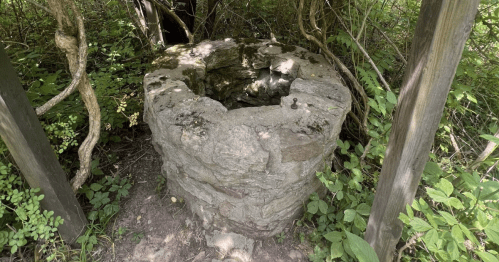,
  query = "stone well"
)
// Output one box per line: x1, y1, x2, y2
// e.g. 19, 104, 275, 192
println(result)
143, 39, 351, 237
